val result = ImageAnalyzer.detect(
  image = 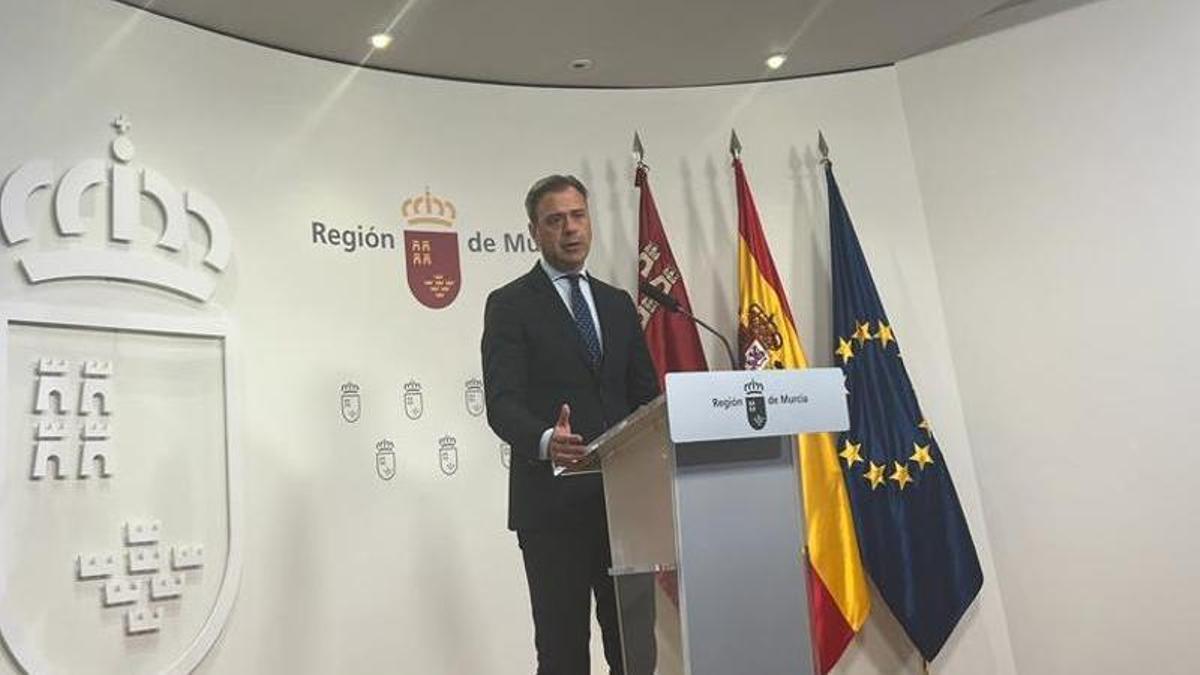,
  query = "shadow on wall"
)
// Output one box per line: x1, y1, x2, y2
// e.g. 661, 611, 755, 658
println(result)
788, 142, 833, 367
